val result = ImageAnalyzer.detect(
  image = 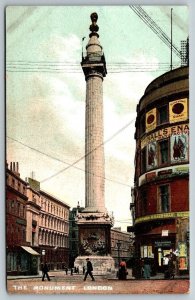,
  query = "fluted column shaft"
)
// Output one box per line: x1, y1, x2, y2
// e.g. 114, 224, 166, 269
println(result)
85, 72, 105, 212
